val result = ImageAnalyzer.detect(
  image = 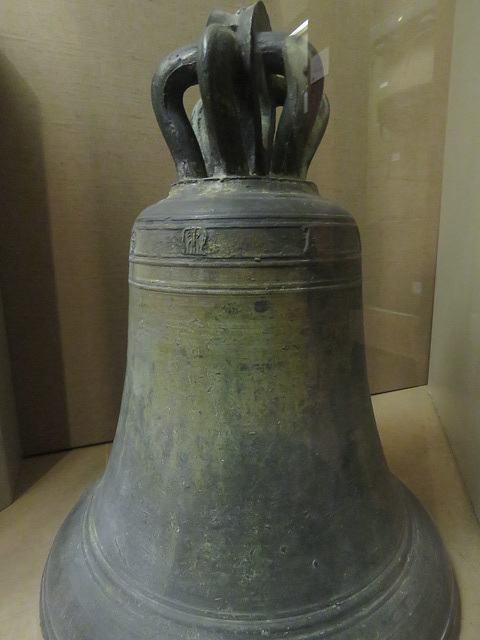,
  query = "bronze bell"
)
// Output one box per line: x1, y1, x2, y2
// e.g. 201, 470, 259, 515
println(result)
40, 3, 460, 639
